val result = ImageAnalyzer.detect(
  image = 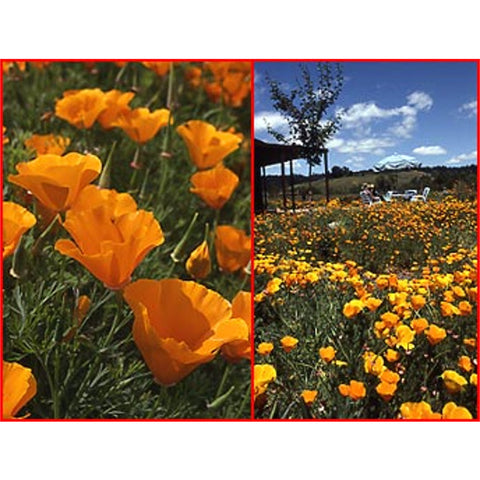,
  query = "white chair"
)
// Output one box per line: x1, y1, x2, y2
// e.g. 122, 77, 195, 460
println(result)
360, 191, 381, 206
410, 187, 430, 202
